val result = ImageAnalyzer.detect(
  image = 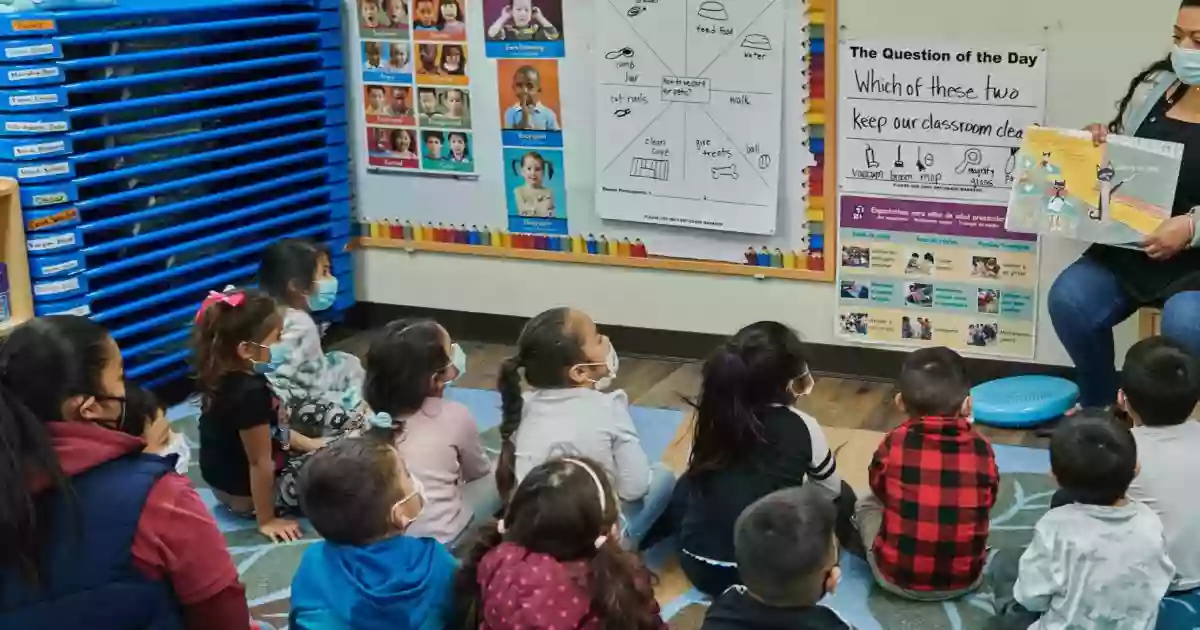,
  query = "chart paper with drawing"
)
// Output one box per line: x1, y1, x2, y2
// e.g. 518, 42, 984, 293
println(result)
595, 0, 786, 235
